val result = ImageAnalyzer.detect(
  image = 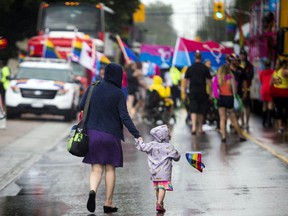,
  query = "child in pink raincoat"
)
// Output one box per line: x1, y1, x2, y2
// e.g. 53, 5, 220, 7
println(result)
135, 125, 181, 212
